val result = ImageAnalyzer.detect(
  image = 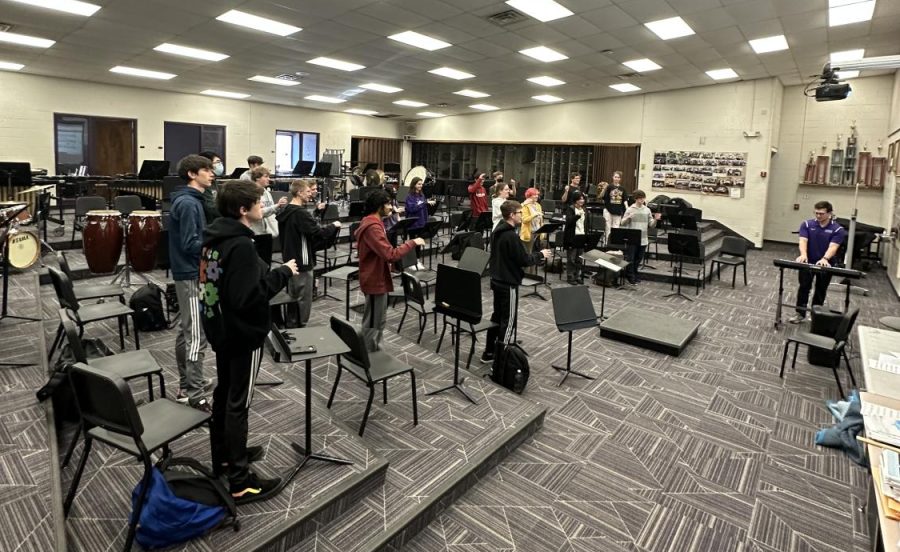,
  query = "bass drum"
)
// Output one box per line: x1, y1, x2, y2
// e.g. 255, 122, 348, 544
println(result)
126, 210, 162, 272
83, 210, 123, 274
5, 228, 40, 270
